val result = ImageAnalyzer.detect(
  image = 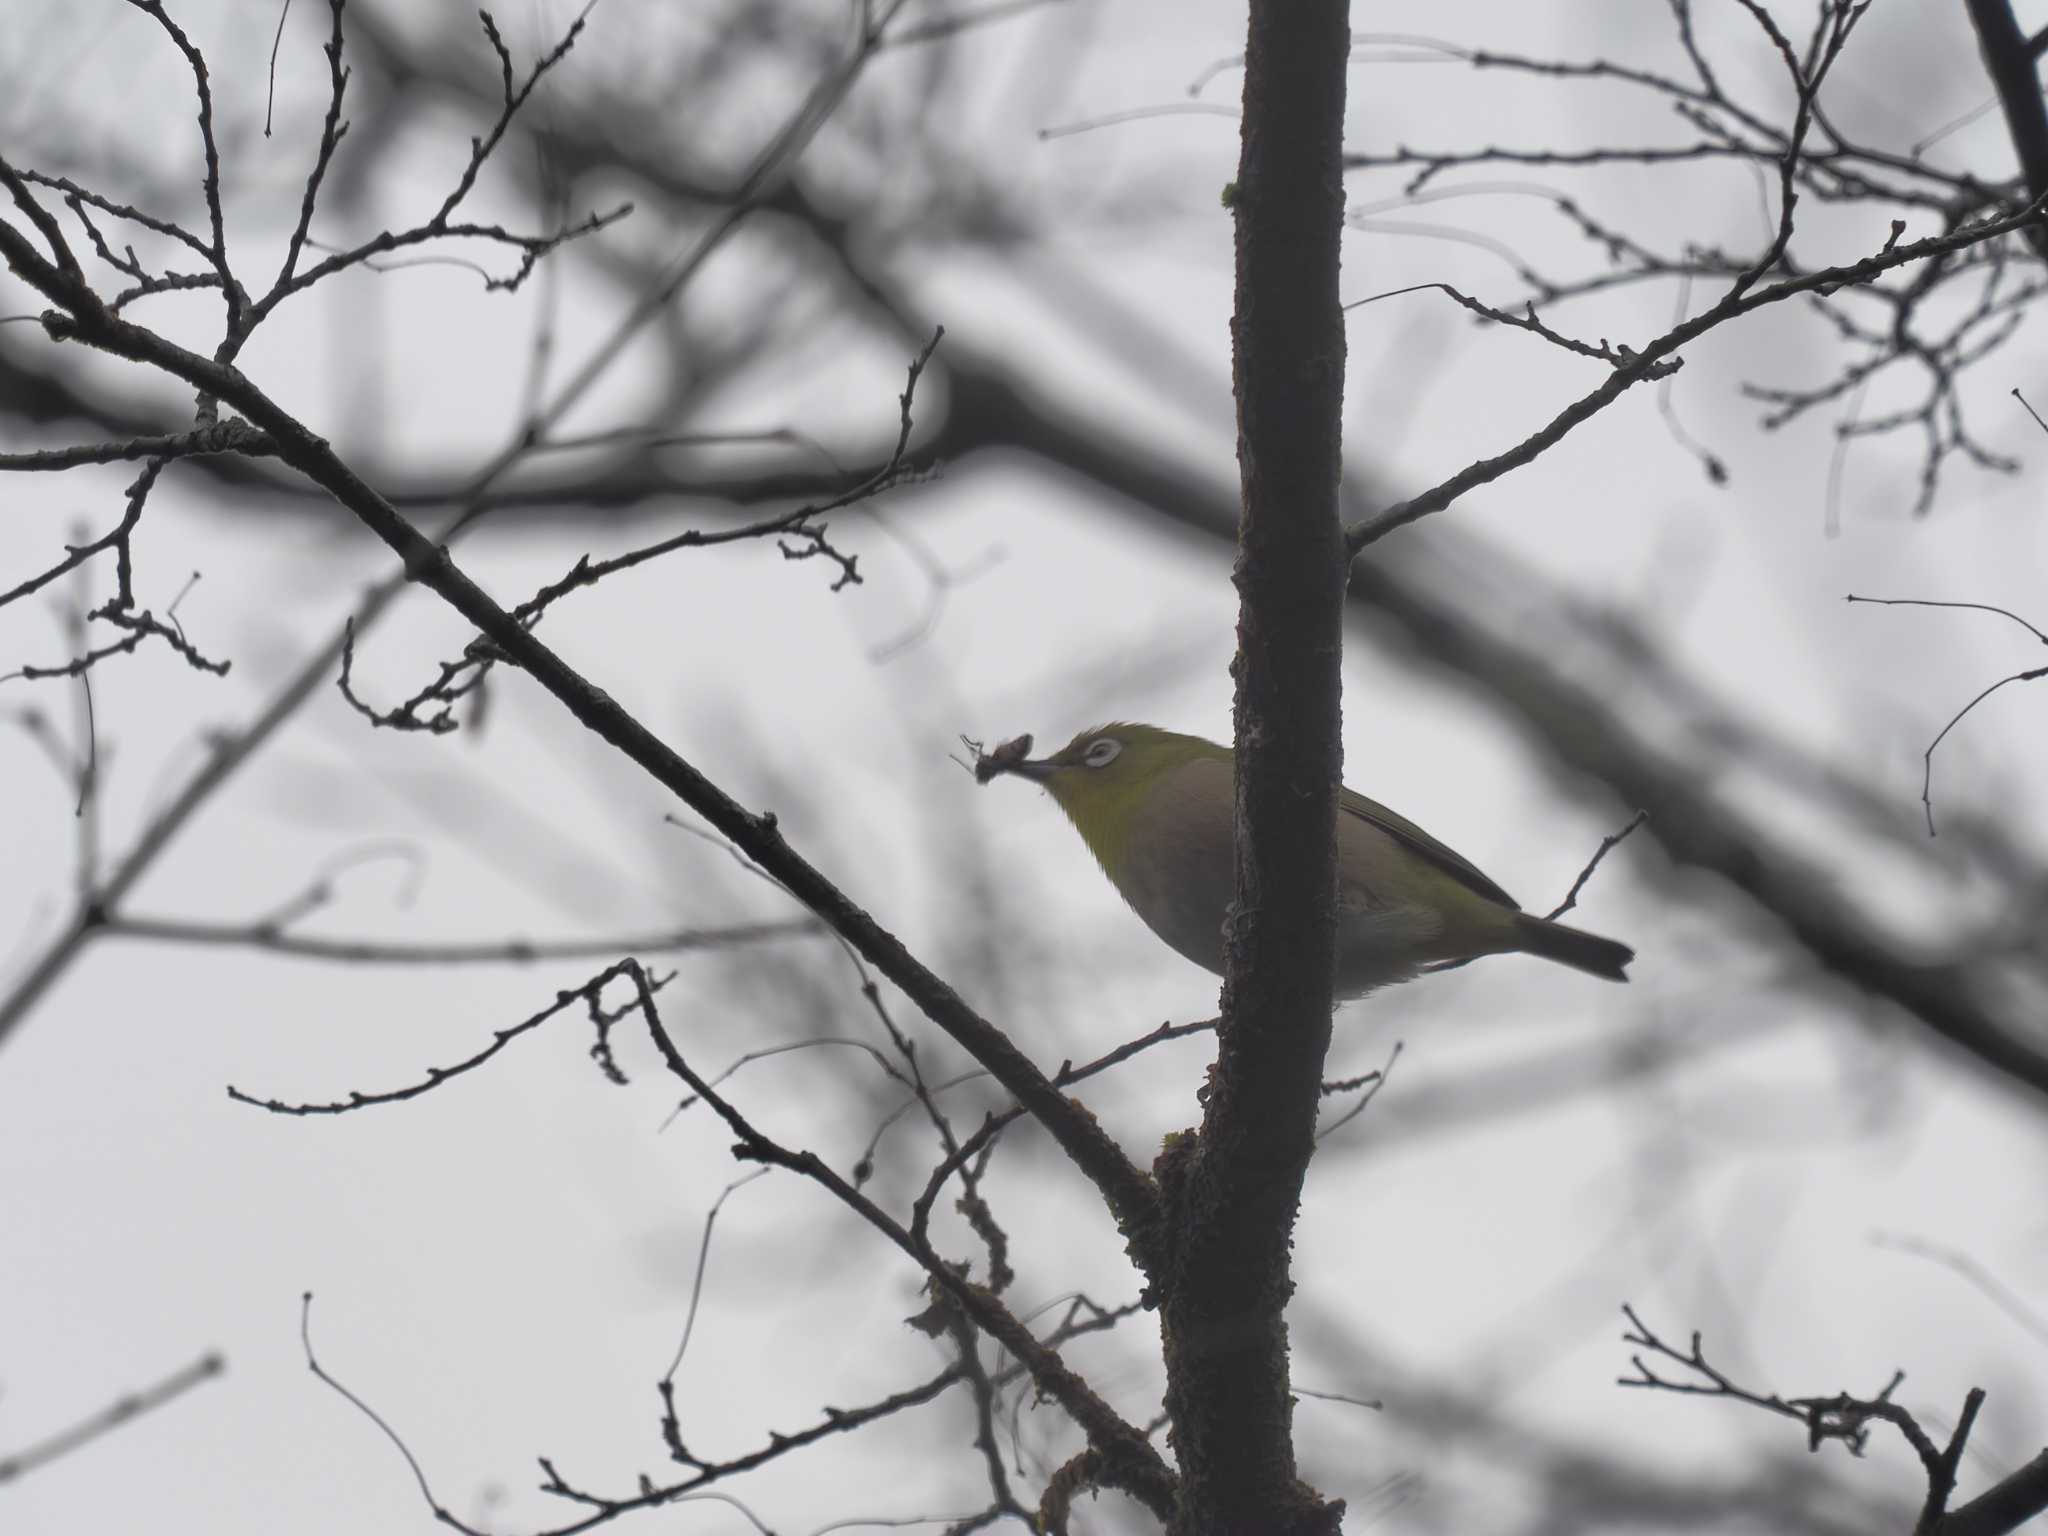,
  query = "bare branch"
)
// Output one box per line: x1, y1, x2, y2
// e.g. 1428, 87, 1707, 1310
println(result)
0, 0, 981, 1075
1846, 594, 2048, 646
0, 1352, 224, 1485
1346, 282, 1678, 372
103, 912, 816, 966
1846, 594, 2048, 833
272, 0, 351, 293
1543, 810, 1648, 922
625, 960, 1177, 1520
1346, 193, 2048, 551
1965, 0, 2048, 257
124, 0, 246, 331
1872, 1231, 2048, 1348
224, 959, 665, 1113
0, 419, 276, 471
